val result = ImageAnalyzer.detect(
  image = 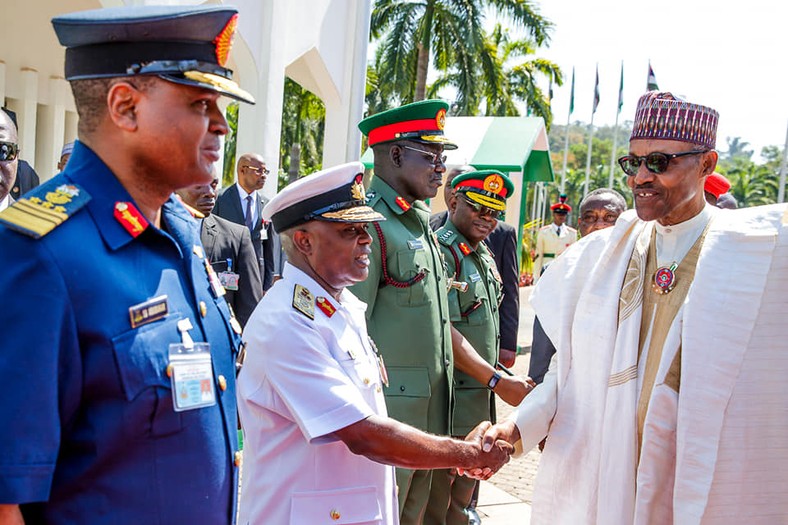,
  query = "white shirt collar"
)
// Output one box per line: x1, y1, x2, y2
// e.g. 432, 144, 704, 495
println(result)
654, 204, 716, 266
0, 194, 9, 212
